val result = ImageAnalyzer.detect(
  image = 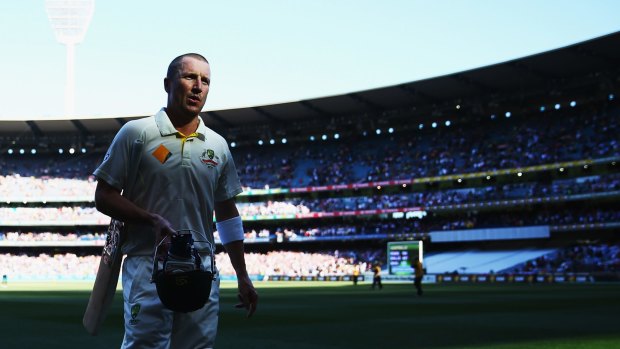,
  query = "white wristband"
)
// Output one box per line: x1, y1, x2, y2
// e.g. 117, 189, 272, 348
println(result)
215, 216, 244, 245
